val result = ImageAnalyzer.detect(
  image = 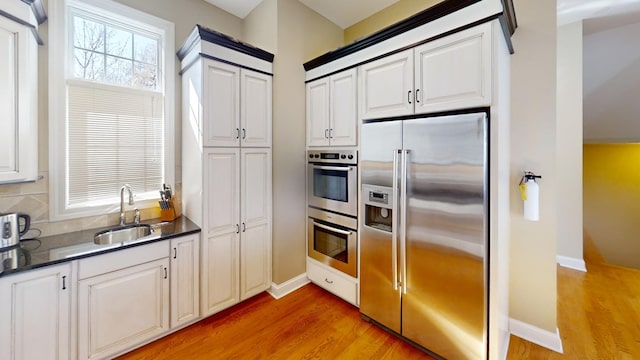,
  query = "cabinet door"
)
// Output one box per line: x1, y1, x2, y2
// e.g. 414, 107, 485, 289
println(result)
202, 148, 241, 315
203, 60, 240, 147
359, 49, 414, 120
241, 69, 272, 147
240, 148, 272, 300
170, 234, 200, 328
0, 264, 71, 360
306, 78, 330, 147
78, 258, 170, 360
0, 16, 37, 183
414, 22, 492, 113
329, 69, 357, 146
